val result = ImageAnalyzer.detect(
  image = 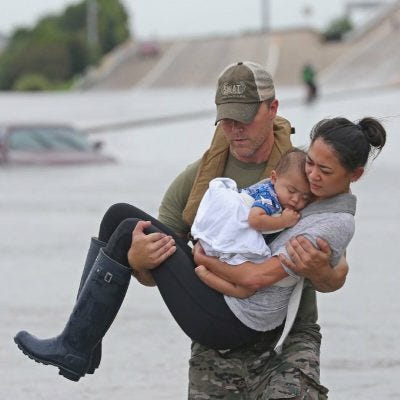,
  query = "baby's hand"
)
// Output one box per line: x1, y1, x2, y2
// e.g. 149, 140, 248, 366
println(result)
281, 209, 300, 227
